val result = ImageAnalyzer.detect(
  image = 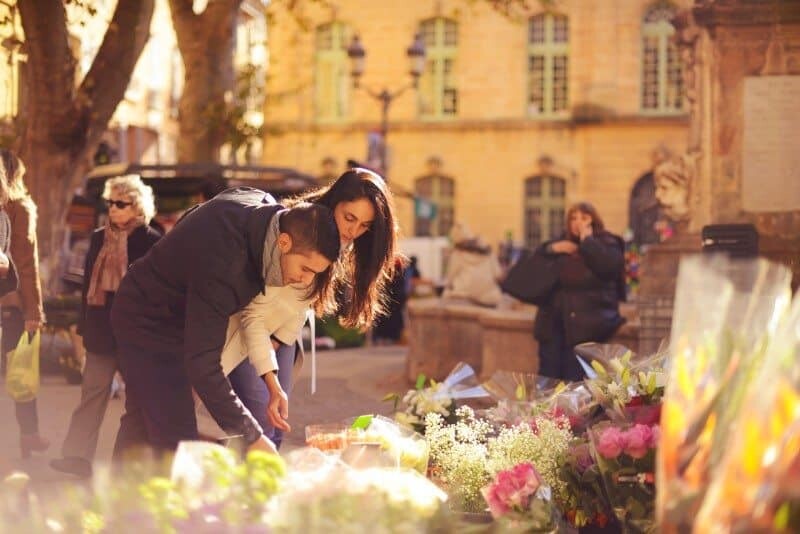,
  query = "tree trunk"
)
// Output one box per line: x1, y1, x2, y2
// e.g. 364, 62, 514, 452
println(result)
17, 0, 155, 290
170, 0, 242, 163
